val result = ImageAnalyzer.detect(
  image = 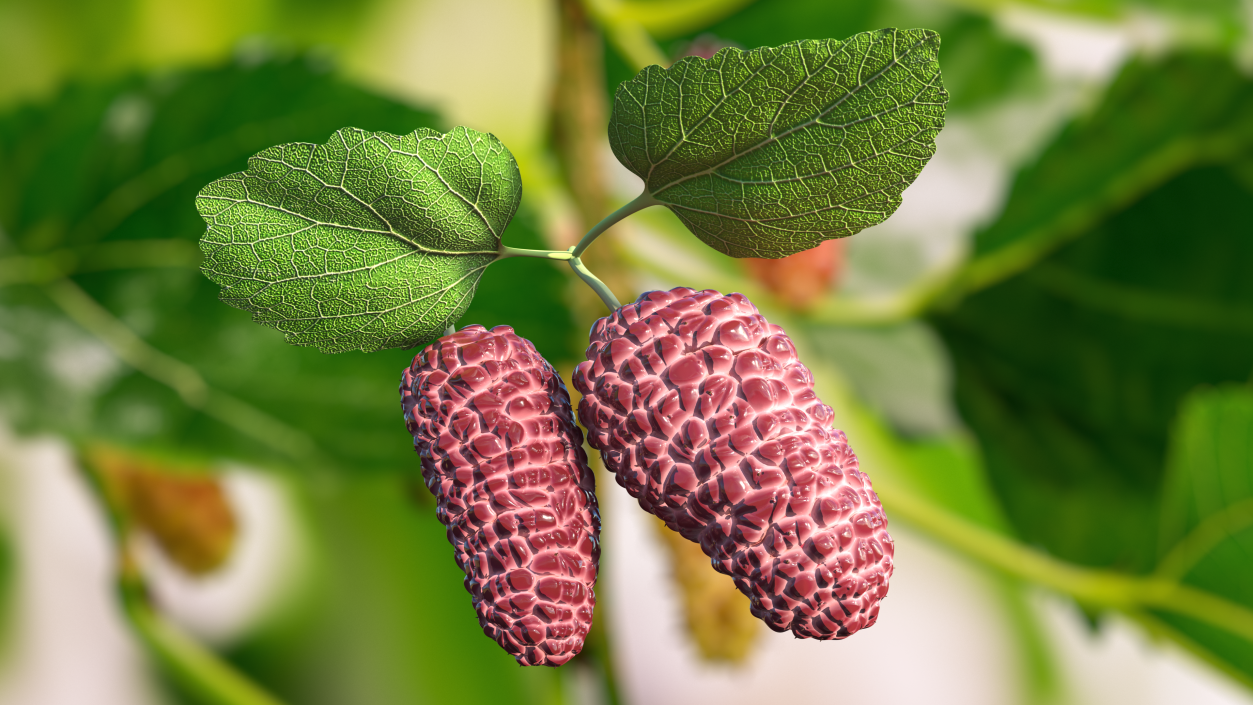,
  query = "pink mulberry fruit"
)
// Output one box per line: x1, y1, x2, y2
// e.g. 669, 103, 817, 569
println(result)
573, 288, 892, 639
401, 325, 601, 666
